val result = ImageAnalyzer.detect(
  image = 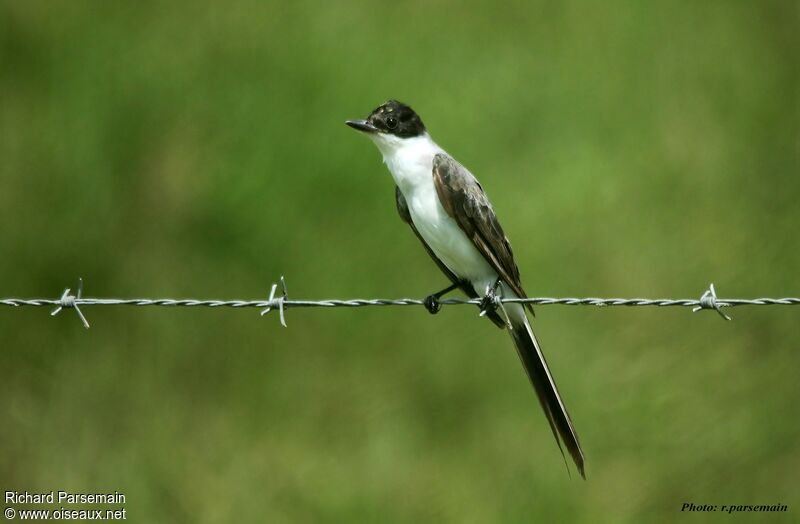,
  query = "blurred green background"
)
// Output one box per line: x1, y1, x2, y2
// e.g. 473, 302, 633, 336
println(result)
1, 1, 797, 522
